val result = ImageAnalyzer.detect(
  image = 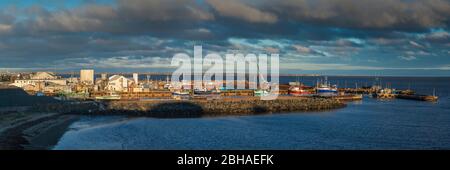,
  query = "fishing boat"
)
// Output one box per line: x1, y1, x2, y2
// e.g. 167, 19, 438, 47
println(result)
289, 86, 313, 96
254, 89, 269, 97
288, 78, 313, 96
316, 77, 338, 96
163, 83, 171, 89
192, 88, 221, 100
95, 93, 121, 100
172, 91, 191, 100
193, 89, 211, 95
396, 88, 438, 102
193, 88, 221, 95
372, 88, 395, 99
396, 94, 438, 102
333, 94, 363, 101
